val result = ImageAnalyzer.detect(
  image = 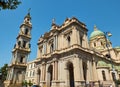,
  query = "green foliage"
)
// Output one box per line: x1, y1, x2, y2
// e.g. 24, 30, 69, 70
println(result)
22, 80, 28, 86
0, 0, 21, 10
28, 80, 33, 86
0, 64, 8, 82
22, 80, 33, 86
